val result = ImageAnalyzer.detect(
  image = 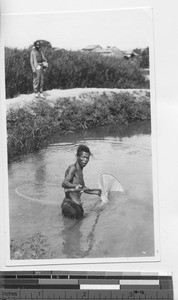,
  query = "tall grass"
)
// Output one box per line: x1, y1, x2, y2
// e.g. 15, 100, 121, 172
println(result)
5, 47, 149, 98
7, 92, 150, 162
10, 232, 54, 259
